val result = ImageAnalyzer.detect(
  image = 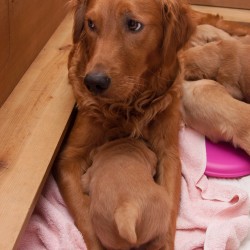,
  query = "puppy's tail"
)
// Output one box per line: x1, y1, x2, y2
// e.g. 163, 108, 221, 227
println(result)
114, 202, 139, 245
